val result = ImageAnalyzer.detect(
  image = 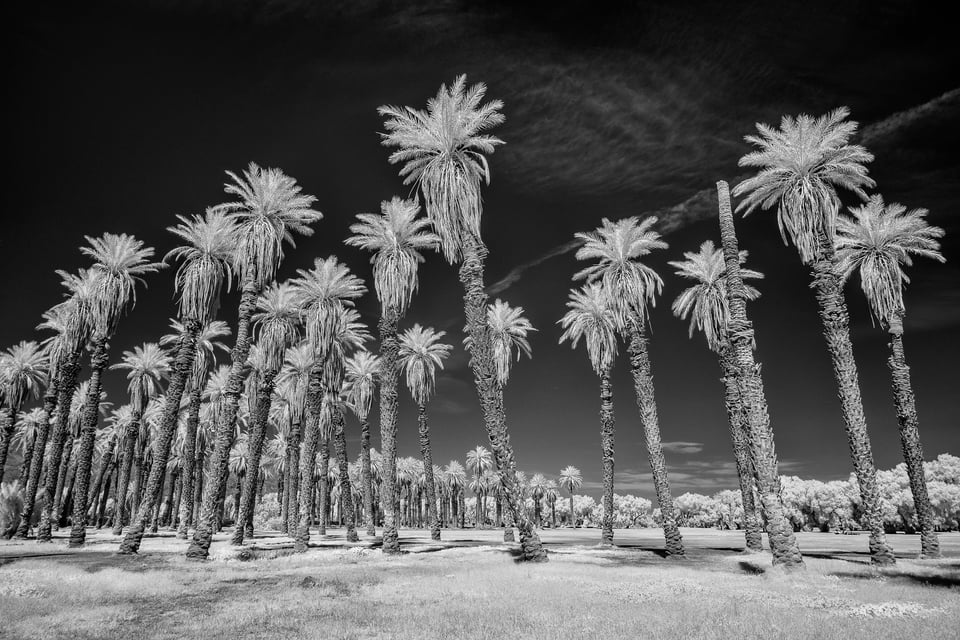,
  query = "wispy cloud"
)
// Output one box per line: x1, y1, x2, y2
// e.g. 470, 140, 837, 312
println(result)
660, 441, 704, 454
